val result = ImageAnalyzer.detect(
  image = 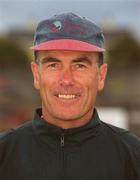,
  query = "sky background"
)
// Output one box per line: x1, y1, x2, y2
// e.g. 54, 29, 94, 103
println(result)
0, 0, 140, 39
